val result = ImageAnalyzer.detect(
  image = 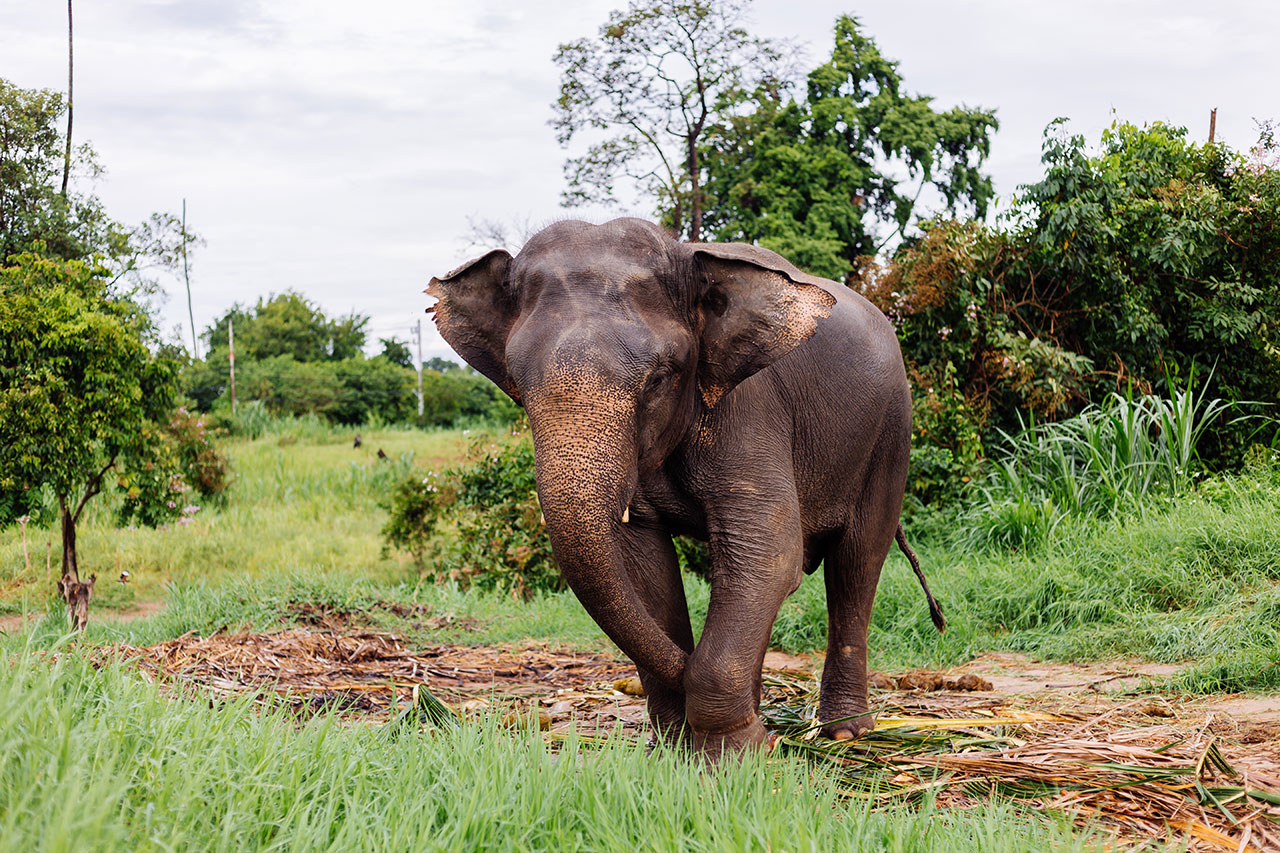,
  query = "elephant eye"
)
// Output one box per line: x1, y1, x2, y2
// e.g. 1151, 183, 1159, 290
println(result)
643, 364, 673, 391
